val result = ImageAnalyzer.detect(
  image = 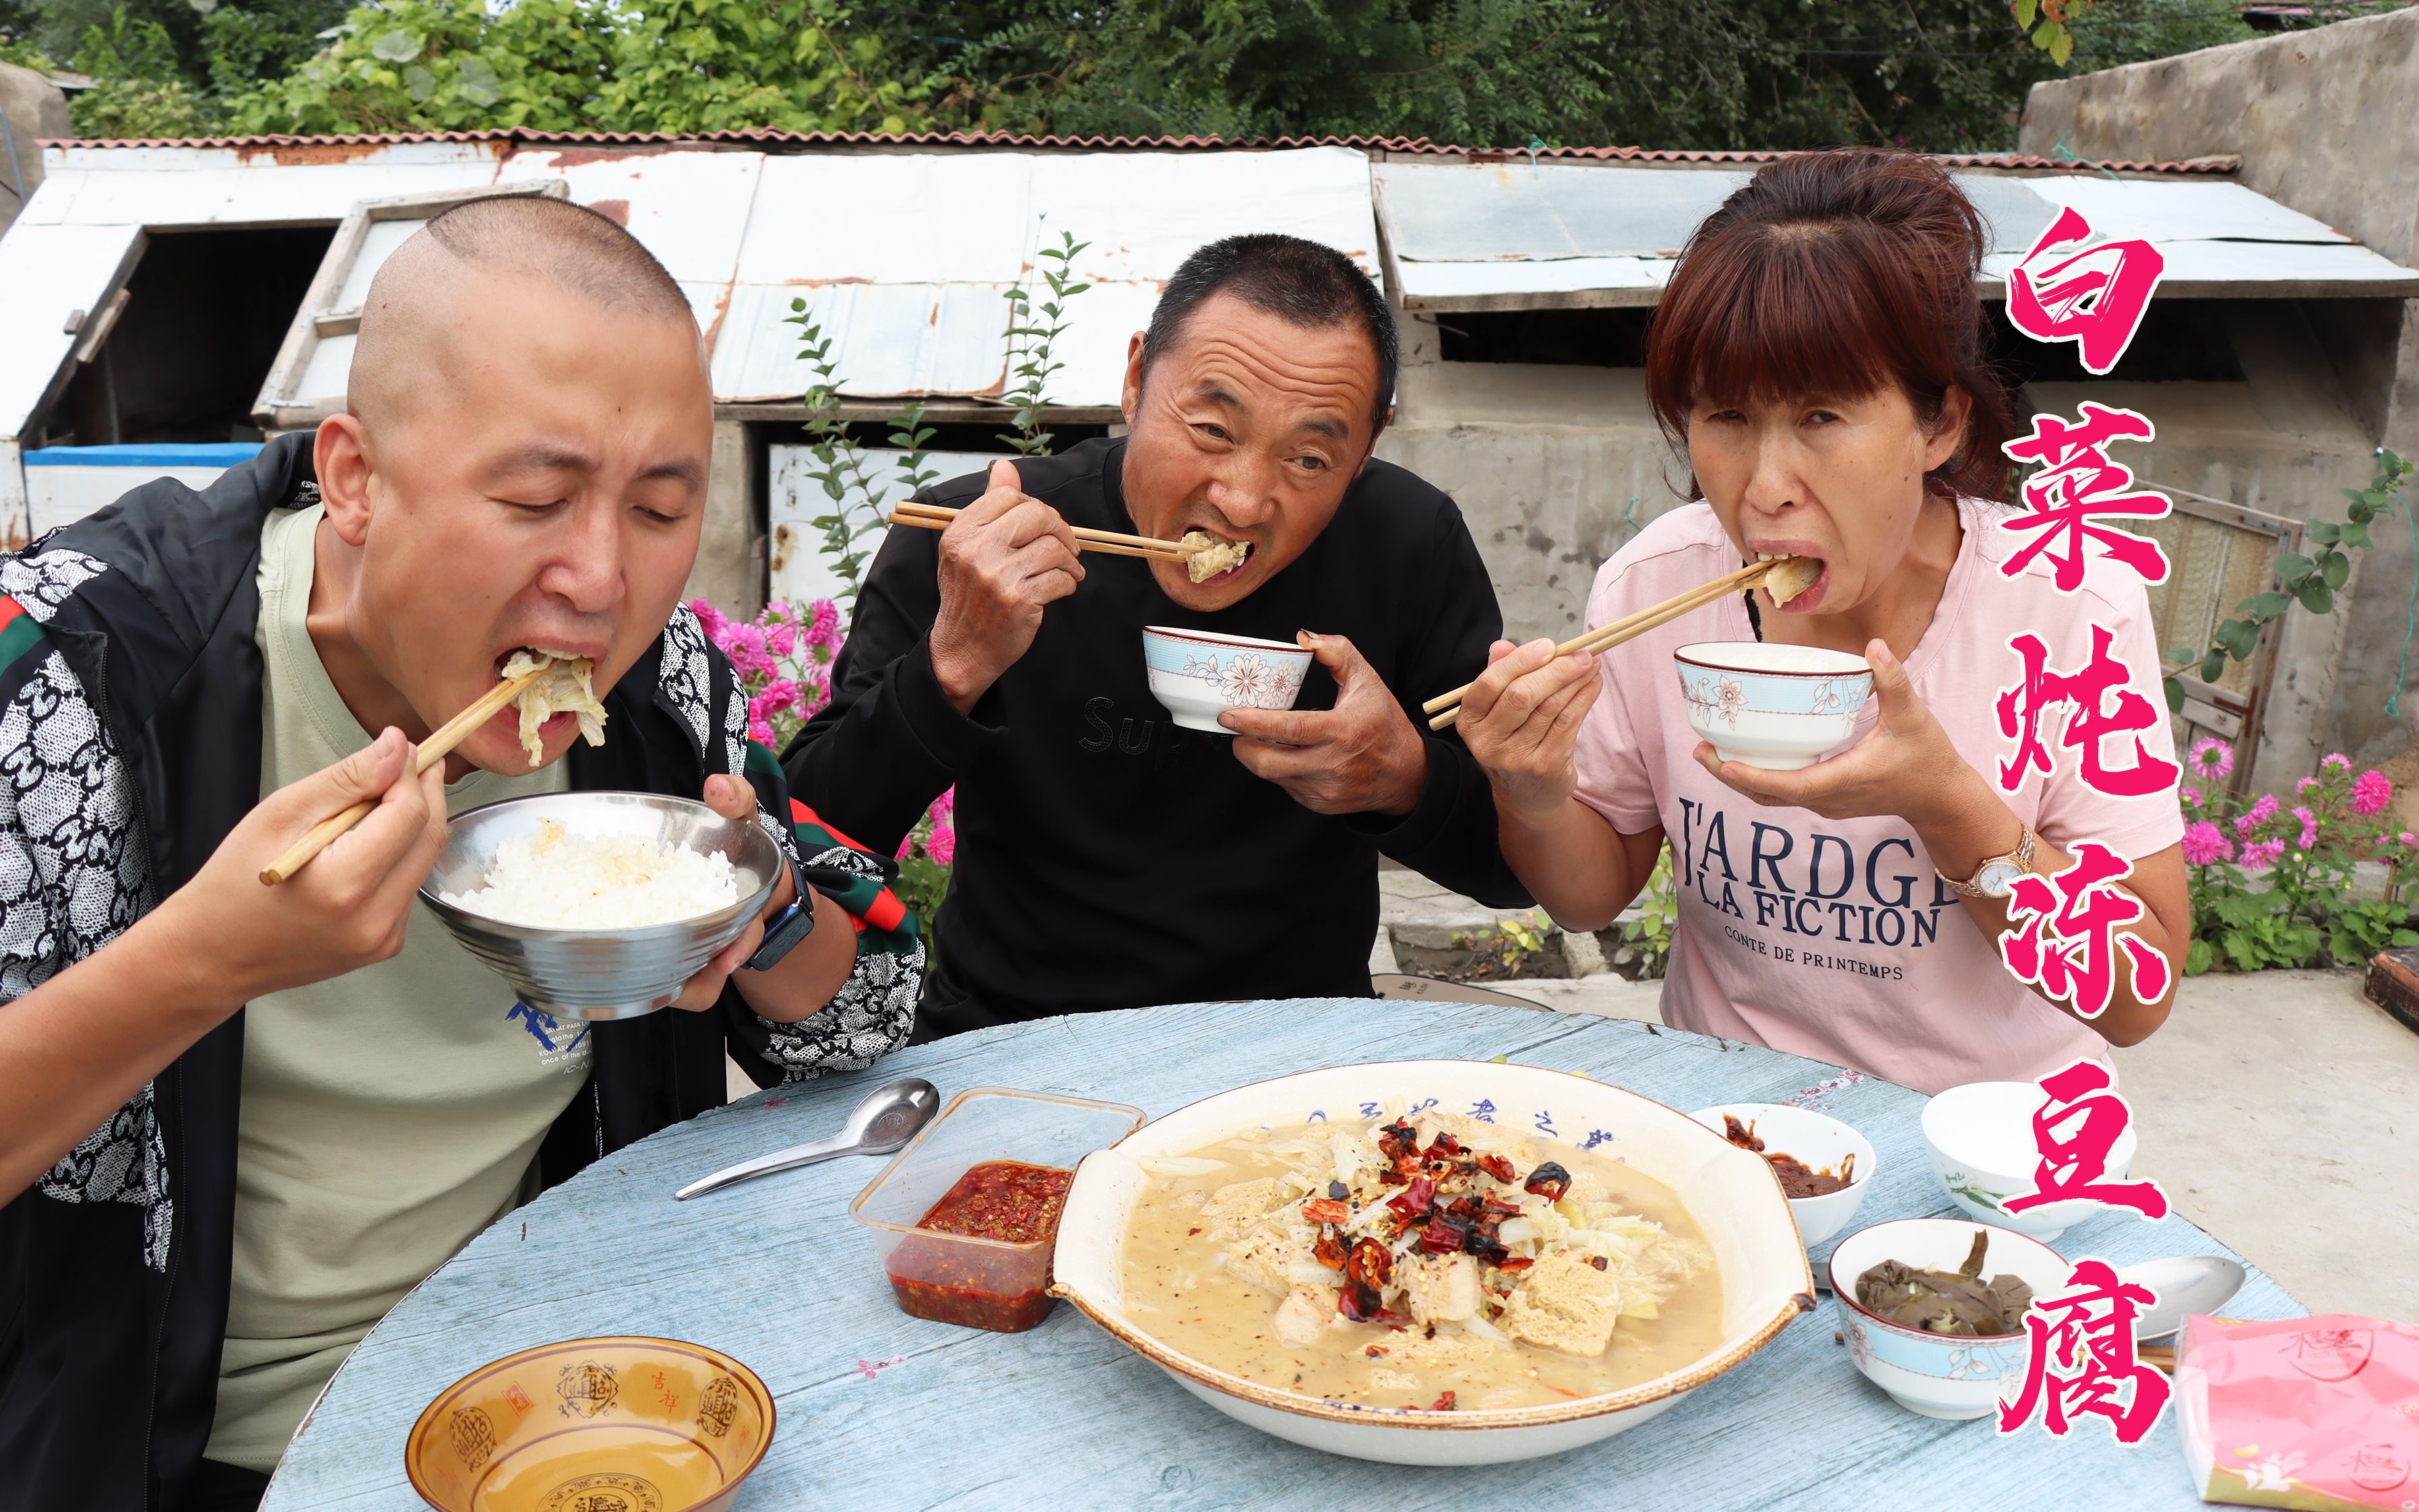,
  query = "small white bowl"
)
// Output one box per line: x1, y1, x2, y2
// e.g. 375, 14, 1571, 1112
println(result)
1141, 626, 1313, 733
1674, 641, 1873, 770
1828, 1218, 2069, 1420
1689, 1103, 1877, 1251
1920, 1080, 2139, 1243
